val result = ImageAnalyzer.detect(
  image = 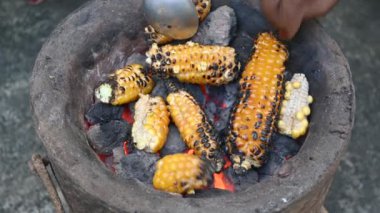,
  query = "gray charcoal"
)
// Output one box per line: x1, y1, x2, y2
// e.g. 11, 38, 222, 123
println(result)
160, 124, 187, 156
214, 109, 231, 132
225, 82, 239, 106
271, 133, 300, 160
231, 32, 254, 68
85, 103, 124, 125
112, 145, 125, 165
183, 83, 205, 106
151, 79, 168, 98
188, 188, 230, 198
192, 6, 237, 46
115, 150, 160, 184
226, 167, 258, 191
87, 120, 131, 155
257, 151, 283, 177
205, 102, 217, 122
125, 53, 148, 68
